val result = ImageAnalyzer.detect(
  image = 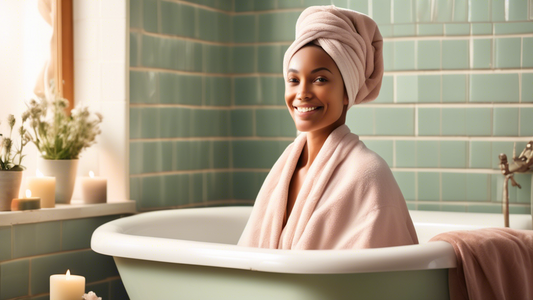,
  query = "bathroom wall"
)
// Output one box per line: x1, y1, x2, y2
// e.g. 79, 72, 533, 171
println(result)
130, 0, 533, 214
